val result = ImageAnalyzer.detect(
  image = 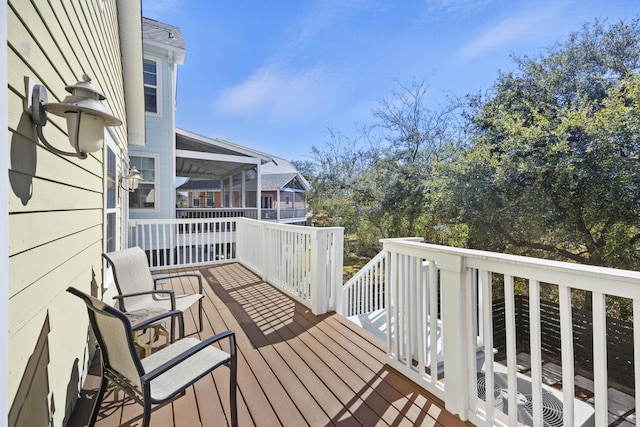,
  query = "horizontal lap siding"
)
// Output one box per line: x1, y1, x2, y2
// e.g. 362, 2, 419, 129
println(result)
7, 1, 128, 426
